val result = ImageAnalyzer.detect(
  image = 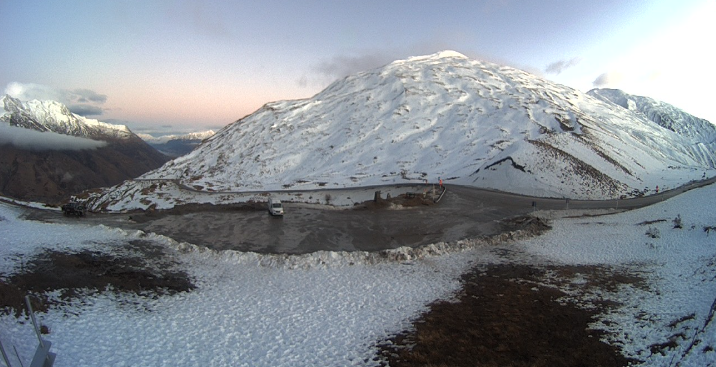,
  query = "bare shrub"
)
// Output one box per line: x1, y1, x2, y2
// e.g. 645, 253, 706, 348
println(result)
705, 226, 716, 236
646, 227, 661, 239
673, 214, 683, 229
